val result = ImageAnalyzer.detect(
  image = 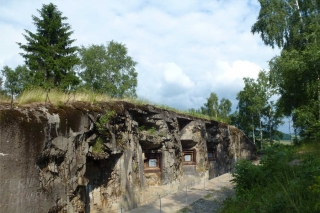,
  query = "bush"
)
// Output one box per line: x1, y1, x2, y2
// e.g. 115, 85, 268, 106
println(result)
221, 143, 320, 213
231, 160, 264, 194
